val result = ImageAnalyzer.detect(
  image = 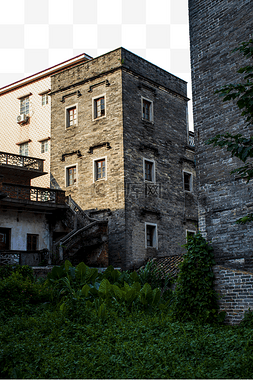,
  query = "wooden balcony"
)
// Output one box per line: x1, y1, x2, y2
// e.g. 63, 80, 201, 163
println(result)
0, 151, 46, 179
0, 183, 66, 211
